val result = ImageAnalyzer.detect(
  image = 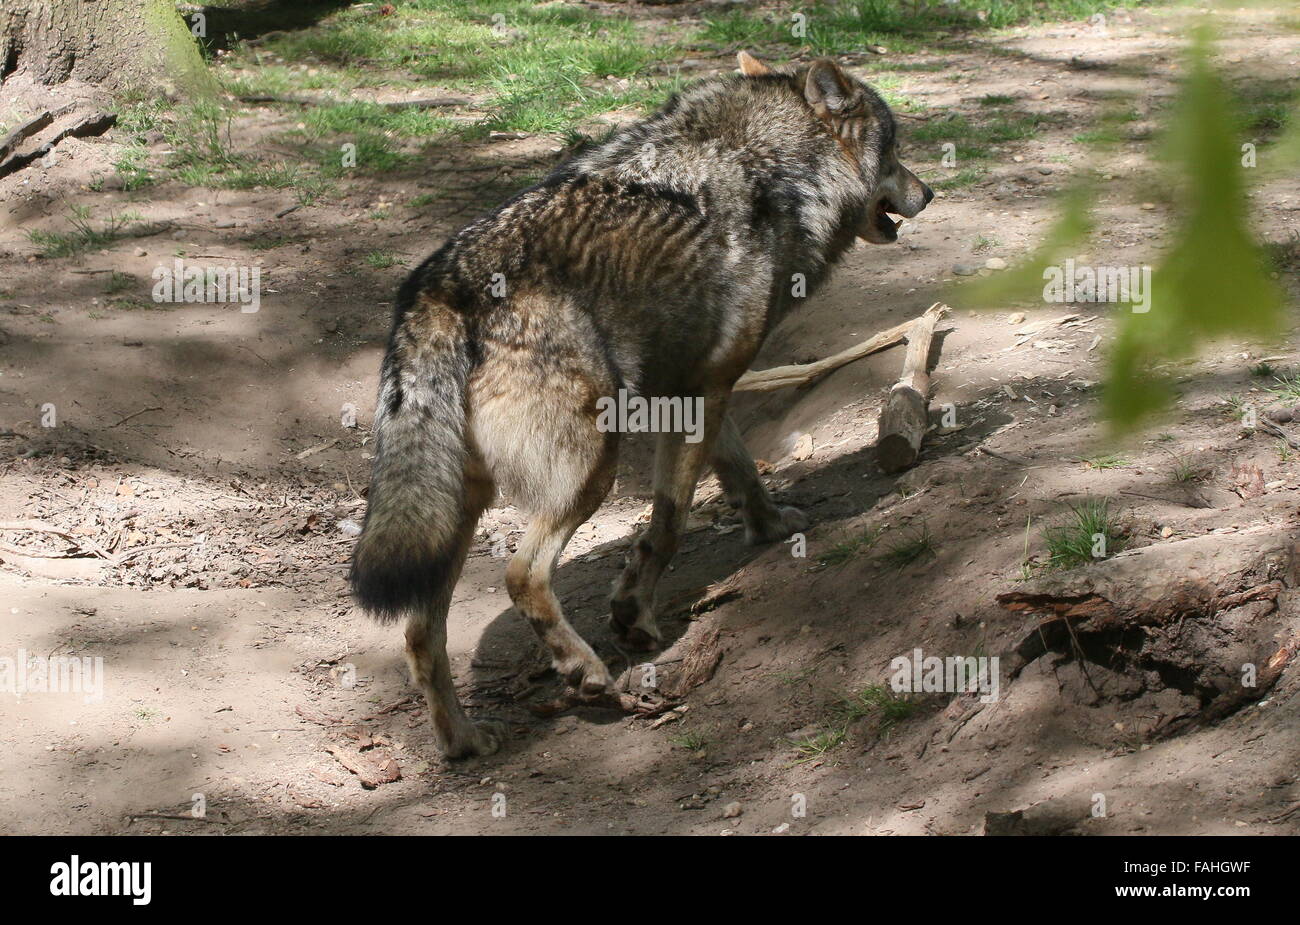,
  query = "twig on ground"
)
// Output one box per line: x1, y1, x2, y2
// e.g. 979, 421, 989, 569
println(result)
0, 521, 112, 559
110, 406, 163, 428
